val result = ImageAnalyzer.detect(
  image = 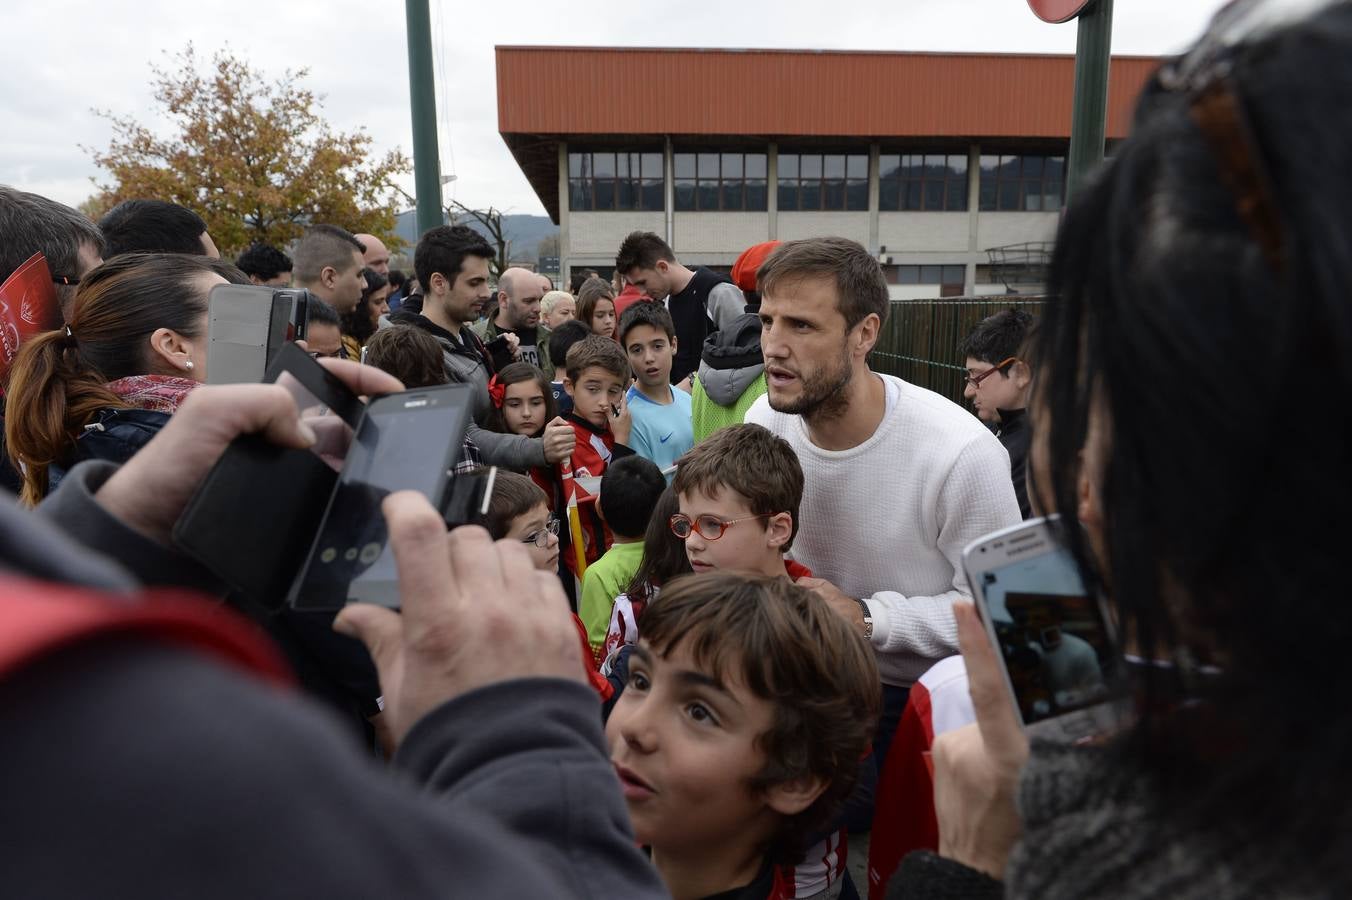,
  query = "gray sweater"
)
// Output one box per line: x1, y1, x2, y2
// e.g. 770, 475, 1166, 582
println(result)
0, 463, 665, 898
